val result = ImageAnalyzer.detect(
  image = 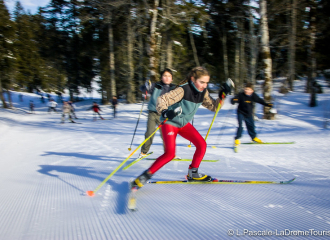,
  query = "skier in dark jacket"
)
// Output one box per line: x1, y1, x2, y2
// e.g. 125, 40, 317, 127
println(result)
231, 82, 273, 147
111, 96, 118, 118
138, 68, 178, 159
29, 101, 35, 113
